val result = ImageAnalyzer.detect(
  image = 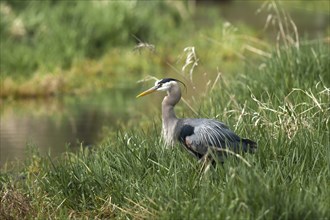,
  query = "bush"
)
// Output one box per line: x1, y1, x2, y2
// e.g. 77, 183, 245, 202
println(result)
0, 1, 183, 77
